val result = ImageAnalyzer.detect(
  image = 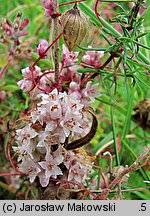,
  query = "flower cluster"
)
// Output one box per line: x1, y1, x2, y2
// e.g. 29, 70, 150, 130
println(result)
0, 13, 29, 41
17, 66, 55, 98
82, 46, 104, 68
0, 13, 31, 59
14, 44, 102, 189
14, 85, 96, 187
60, 44, 81, 84
41, 0, 55, 19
